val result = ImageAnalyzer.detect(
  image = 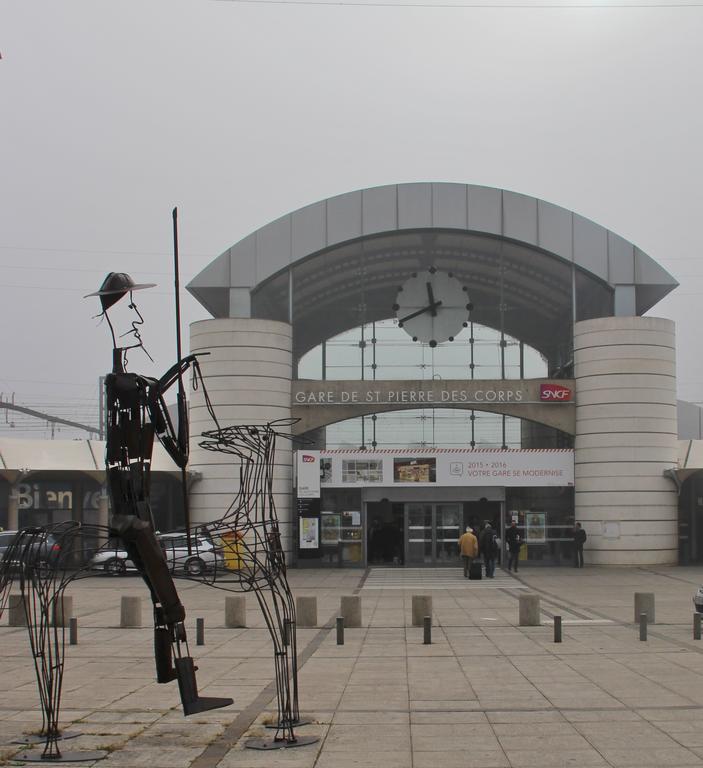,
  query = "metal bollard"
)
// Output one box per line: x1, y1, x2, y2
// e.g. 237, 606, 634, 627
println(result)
423, 616, 431, 645
336, 616, 344, 645
554, 615, 562, 643
694, 613, 702, 640
283, 618, 291, 646
639, 612, 647, 641
69, 617, 78, 646
196, 618, 205, 646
